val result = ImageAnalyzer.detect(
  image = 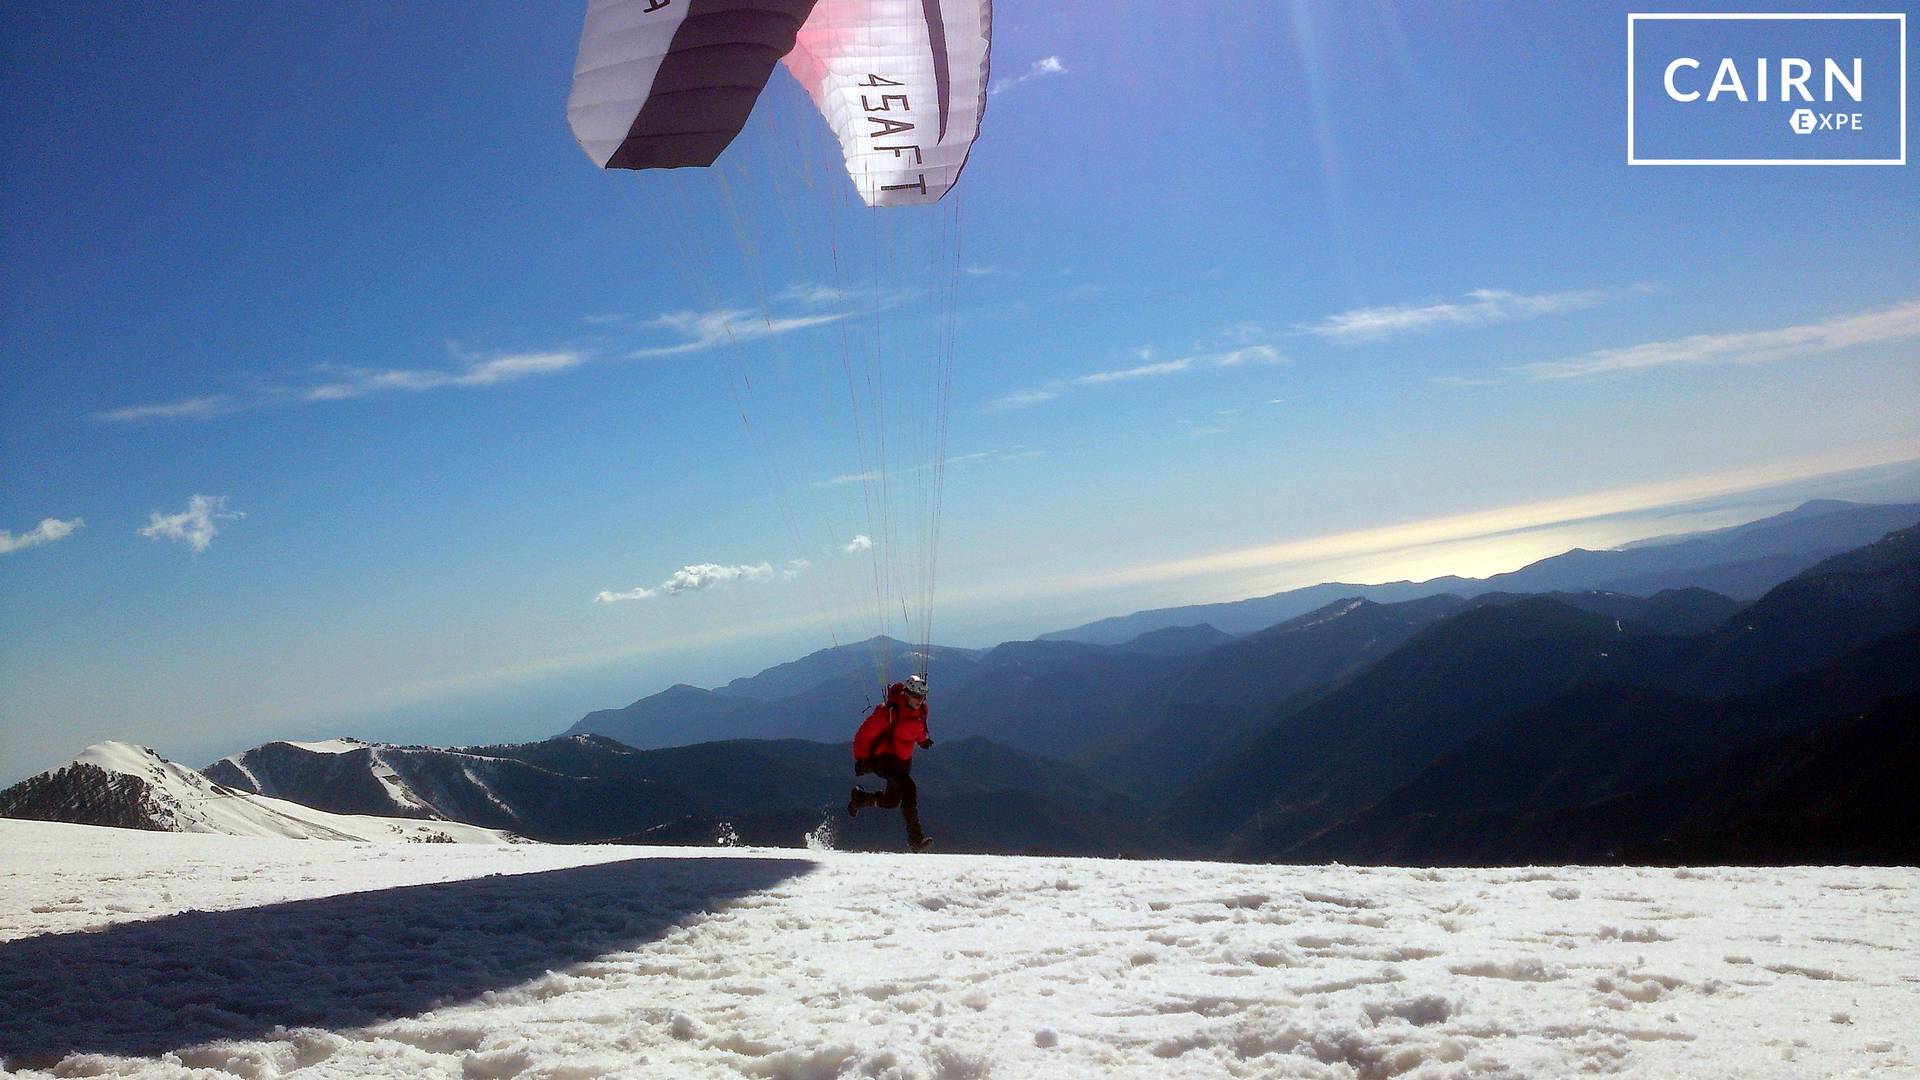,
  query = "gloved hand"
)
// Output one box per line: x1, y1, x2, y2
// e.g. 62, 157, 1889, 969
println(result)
918, 738, 934, 749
